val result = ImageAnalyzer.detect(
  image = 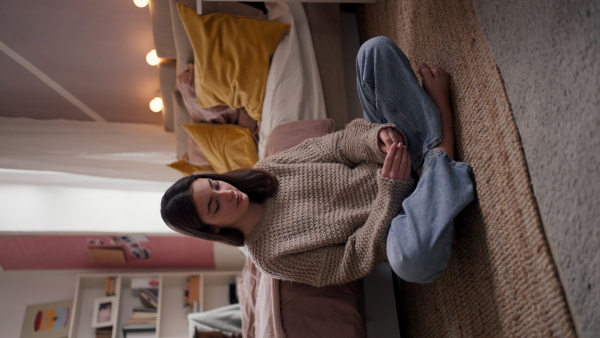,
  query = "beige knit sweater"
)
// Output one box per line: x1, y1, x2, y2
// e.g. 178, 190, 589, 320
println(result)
246, 119, 415, 287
